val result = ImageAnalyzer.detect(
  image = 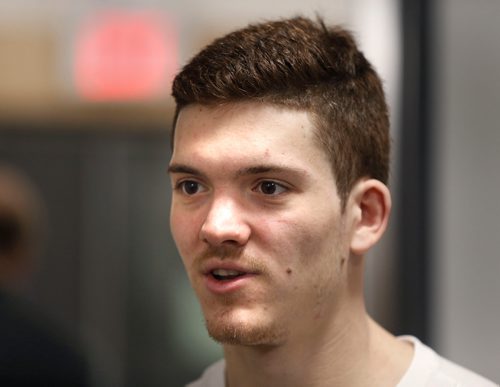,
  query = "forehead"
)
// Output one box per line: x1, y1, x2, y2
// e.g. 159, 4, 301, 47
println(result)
171, 102, 328, 166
